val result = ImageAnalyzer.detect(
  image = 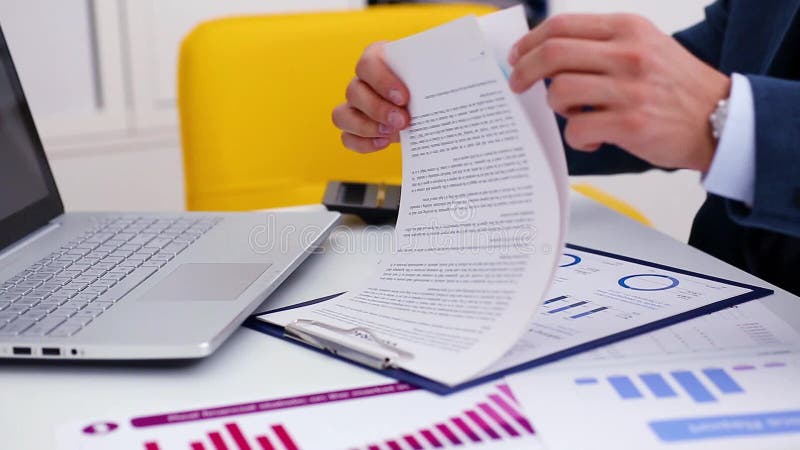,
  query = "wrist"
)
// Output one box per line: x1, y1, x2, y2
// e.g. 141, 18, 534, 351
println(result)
694, 72, 731, 172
